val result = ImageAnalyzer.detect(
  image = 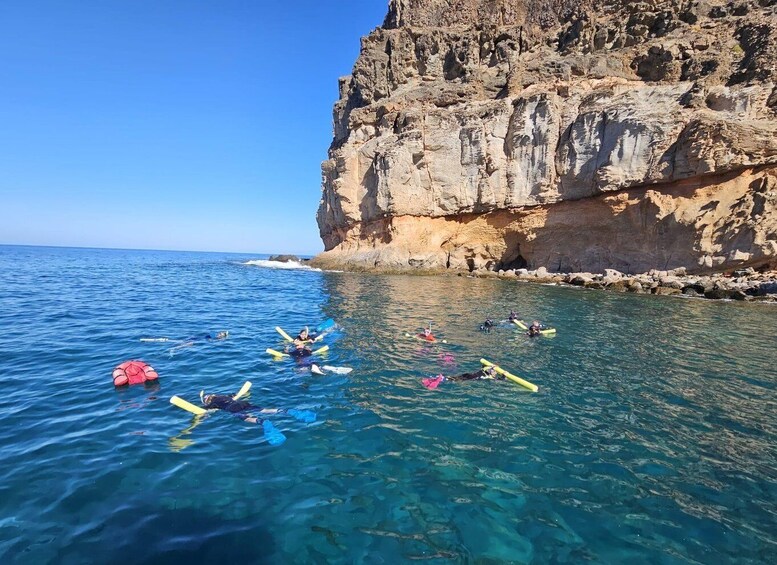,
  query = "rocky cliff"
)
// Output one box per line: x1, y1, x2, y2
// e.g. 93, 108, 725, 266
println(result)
314, 0, 777, 274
